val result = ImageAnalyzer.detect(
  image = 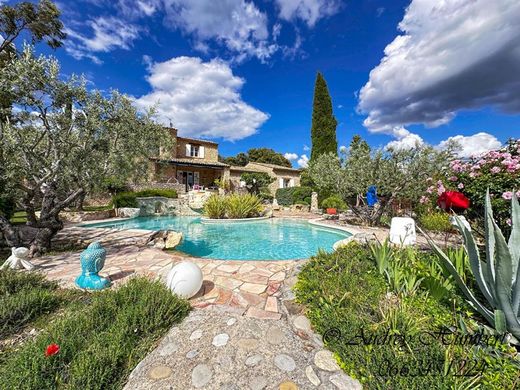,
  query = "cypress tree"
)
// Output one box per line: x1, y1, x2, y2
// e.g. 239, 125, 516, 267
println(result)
310, 72, 338, 161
